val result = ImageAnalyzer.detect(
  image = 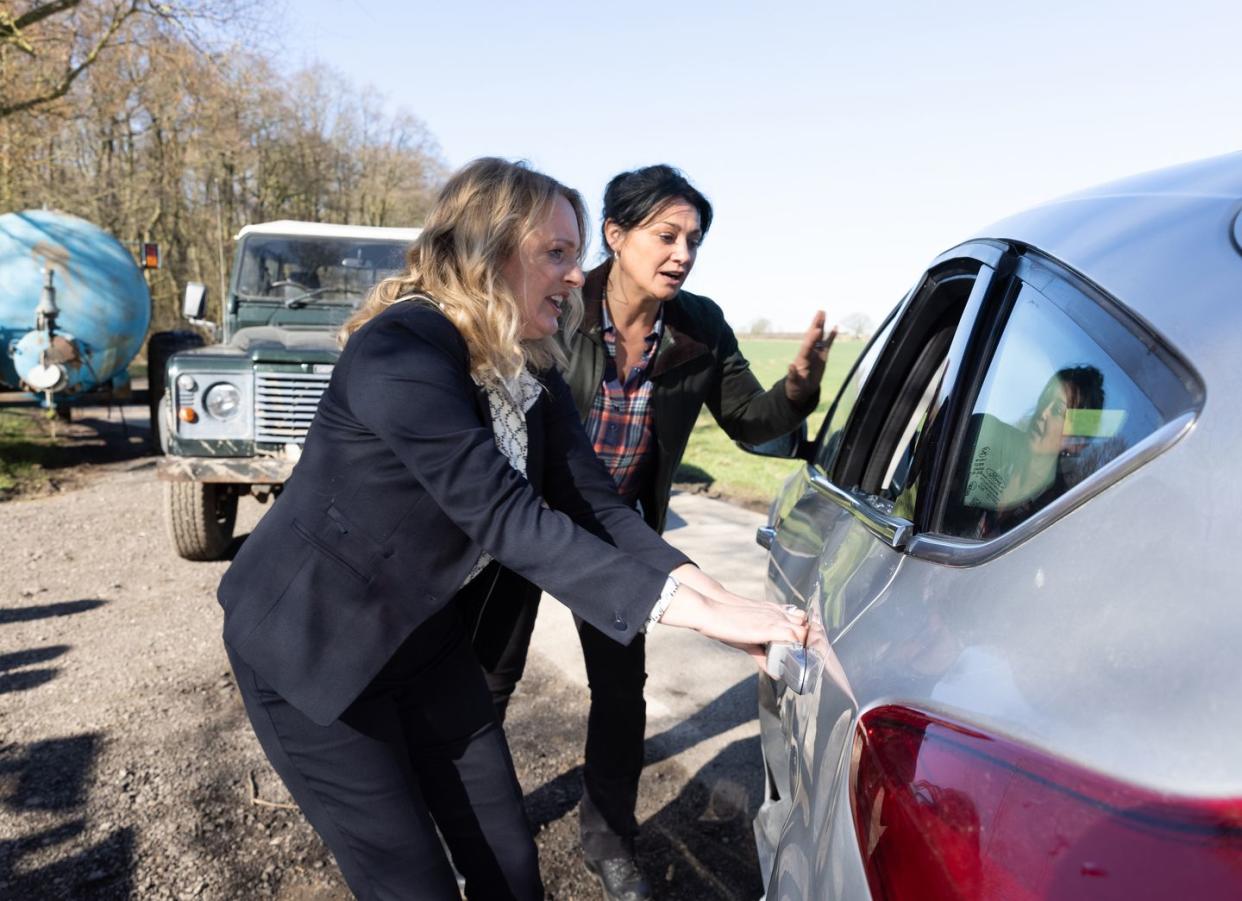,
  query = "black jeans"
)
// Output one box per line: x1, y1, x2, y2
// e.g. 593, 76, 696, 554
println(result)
227, 601, 543, 901
466, 565, 648, 862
